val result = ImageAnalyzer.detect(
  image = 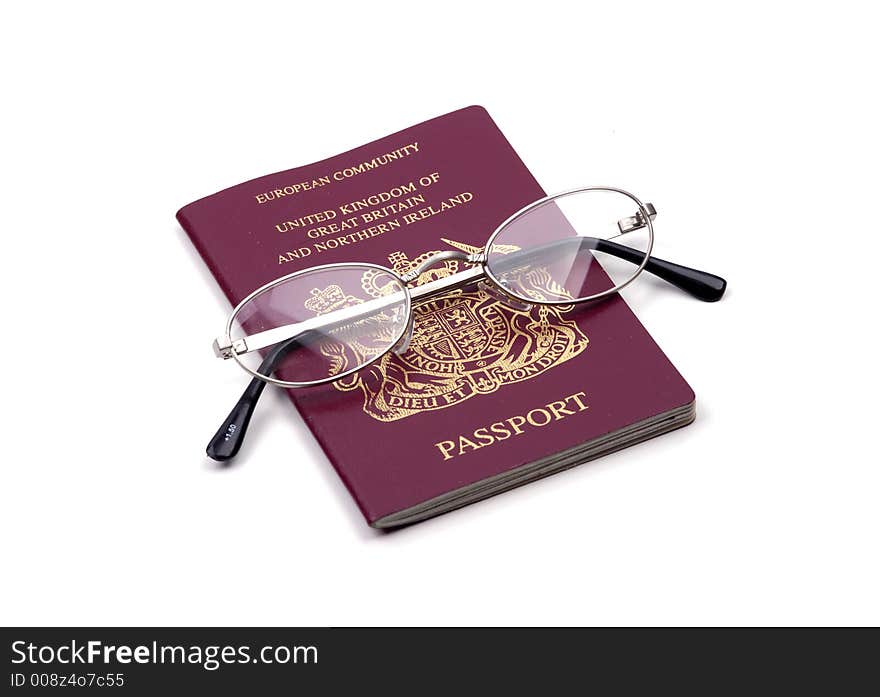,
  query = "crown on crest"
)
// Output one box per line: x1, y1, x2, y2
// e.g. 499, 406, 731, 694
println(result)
305, 285, 359, 315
